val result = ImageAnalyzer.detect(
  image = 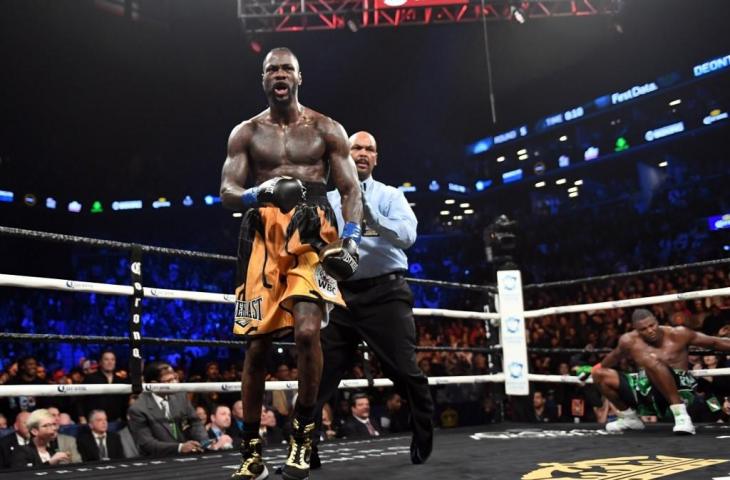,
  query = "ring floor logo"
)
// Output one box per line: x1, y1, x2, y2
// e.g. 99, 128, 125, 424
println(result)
521, 455, 727, 479
470, 429, 612, 440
